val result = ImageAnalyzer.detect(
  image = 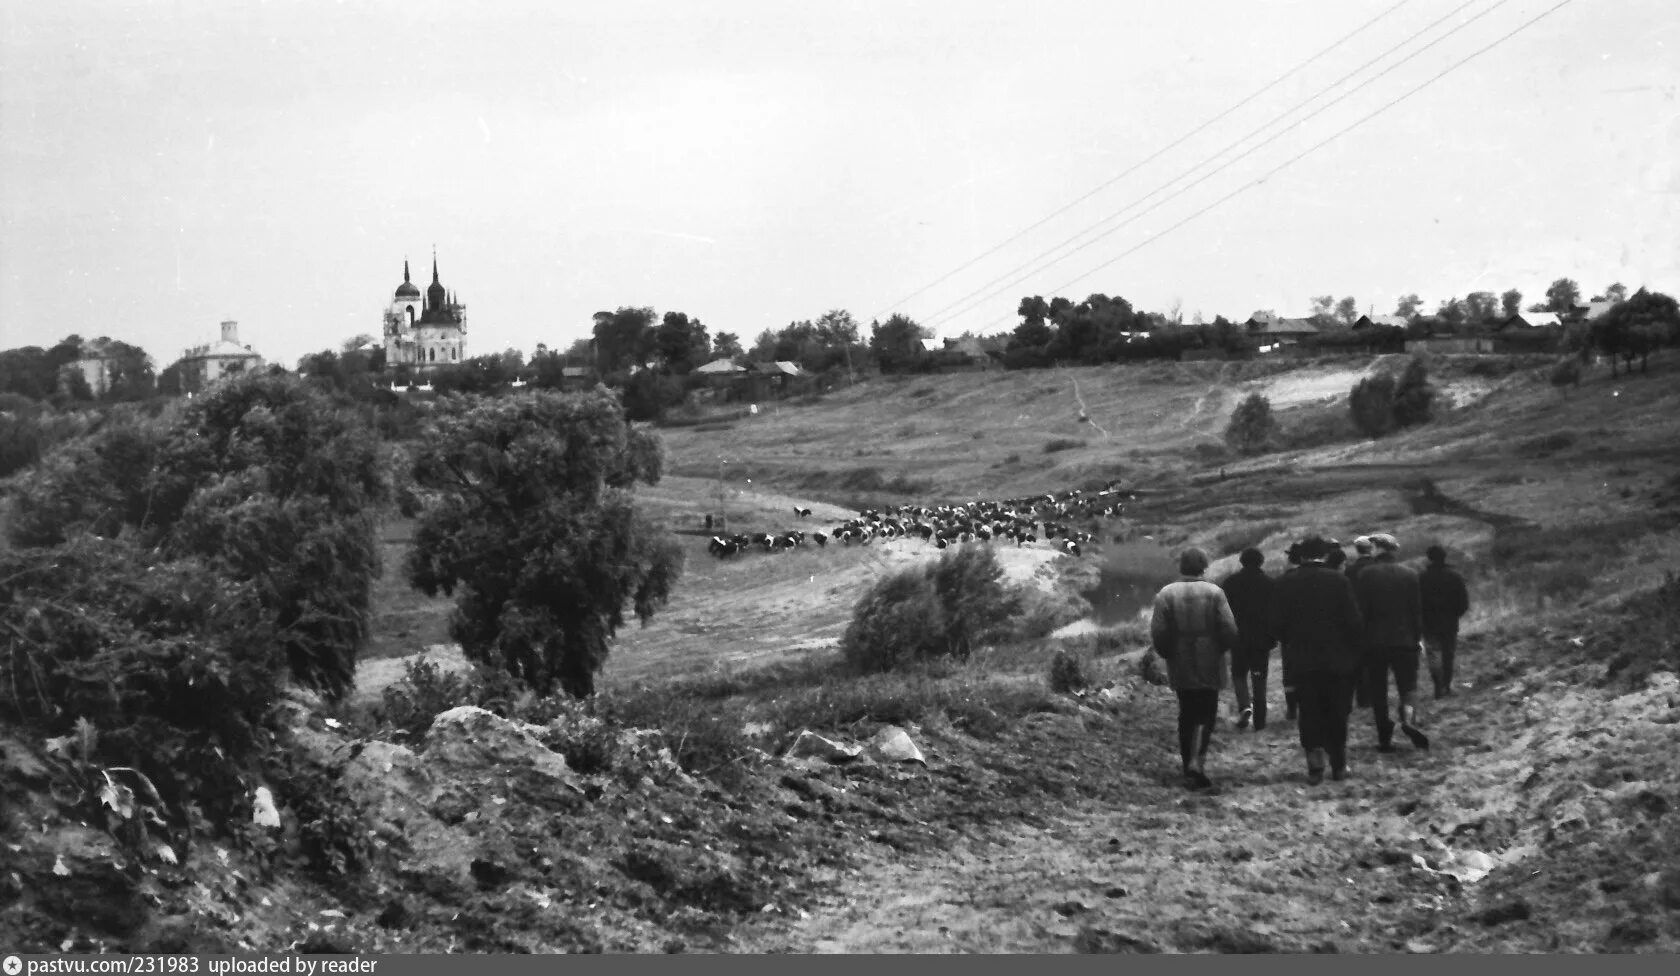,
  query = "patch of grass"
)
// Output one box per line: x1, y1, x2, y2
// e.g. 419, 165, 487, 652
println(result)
1212, 520, 1285, 556
1047, 648, 1090, 693
1517, 432, 1574, 458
